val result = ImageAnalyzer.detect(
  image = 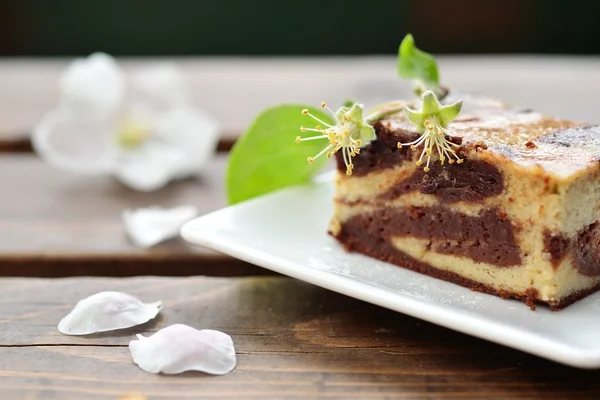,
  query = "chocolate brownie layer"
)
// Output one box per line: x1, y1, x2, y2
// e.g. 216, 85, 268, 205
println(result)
332, 221, 600, 310
544, 222, 600, 277
378, 160, 503, 204
338, 206, 520, 266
